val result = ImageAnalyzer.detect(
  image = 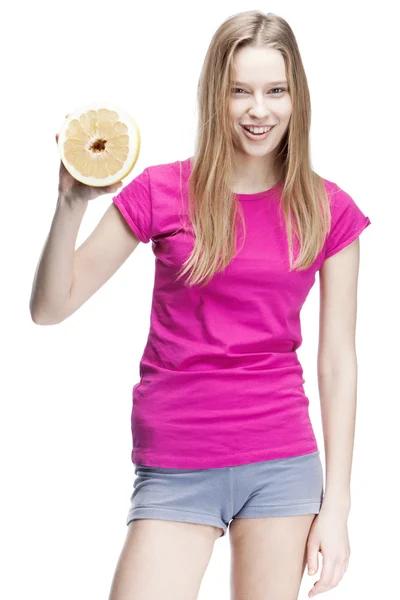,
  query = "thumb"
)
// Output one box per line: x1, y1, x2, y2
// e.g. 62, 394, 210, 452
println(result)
307, 547, 319, 575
